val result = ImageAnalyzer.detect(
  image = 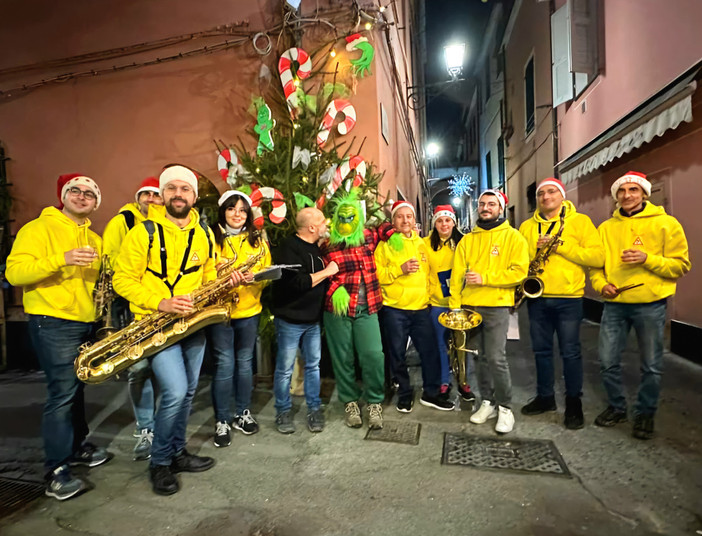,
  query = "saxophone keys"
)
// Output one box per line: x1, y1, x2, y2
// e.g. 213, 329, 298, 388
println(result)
152, 332, 167, 347
173, 319, 188, 335
127, 345, 144, 360
99, 362, 115, 374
